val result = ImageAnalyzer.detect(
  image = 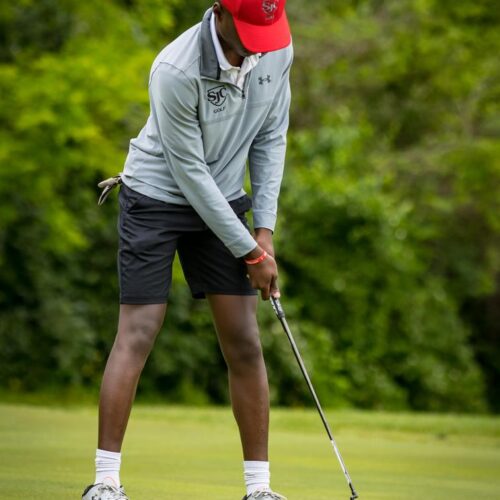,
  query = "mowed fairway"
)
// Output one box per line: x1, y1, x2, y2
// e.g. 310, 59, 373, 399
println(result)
0, 404, 499, 499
